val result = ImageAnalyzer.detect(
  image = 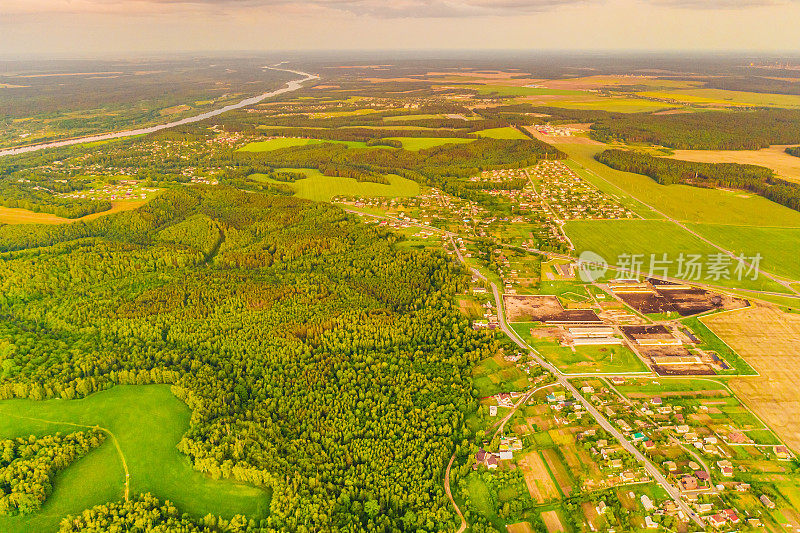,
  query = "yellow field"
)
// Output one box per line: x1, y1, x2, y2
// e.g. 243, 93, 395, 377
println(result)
541, 510, 565, 533
0, 200, 147, 225
507, 522, 534, 533
704, 306, 800, 451
639, 88, 800, 108
519, 451, 560, 502
665, 145, 800, 184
